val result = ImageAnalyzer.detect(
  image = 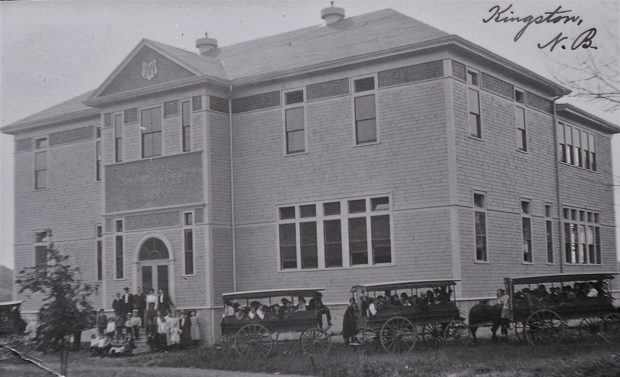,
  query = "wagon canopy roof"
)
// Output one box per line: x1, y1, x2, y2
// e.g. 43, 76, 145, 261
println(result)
508, 272, 617, 285
222, 288, 326, 300
352, 279, 460, 291
0, 300, 23, 307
